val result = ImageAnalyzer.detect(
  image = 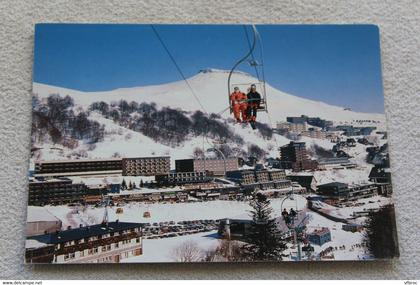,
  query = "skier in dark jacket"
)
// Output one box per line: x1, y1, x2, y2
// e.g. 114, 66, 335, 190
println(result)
246, 84, 261, 122
289, 208, 297, 217
282, 208, 290, 224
